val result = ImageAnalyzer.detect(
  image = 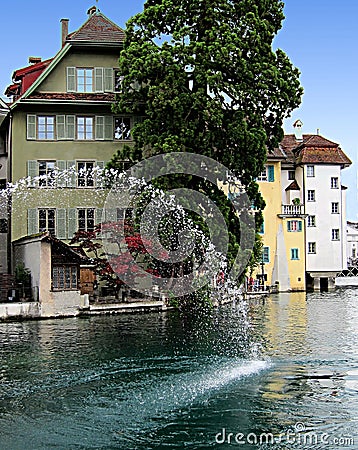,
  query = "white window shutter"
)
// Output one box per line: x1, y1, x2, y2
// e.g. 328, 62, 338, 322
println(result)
28, 209, 38, 235
95, 116, 104, 140
56, 160, 67, 188
104, 68, 114, 91
56, 208, 67, 239
56, 115, 66, 139
66, 115, 75, 139
67, 208, 77, 239
67, 160, 77, 188
27, 160, 38, 187
104, 116, 113, 140
27, 115, 36, 140
94, 67, 104, 92
67, 67, 76, 92
95, 208, 104, 226
96, 161, 105, 188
